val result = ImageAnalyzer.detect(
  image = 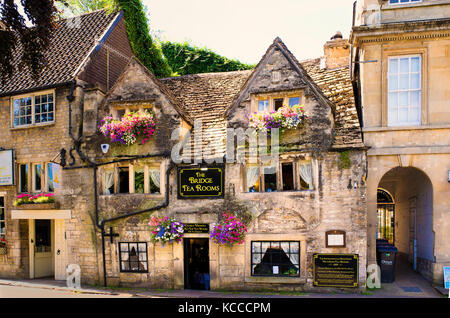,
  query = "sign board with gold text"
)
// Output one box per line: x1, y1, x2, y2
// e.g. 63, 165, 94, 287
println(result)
178, 166, 224, 199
